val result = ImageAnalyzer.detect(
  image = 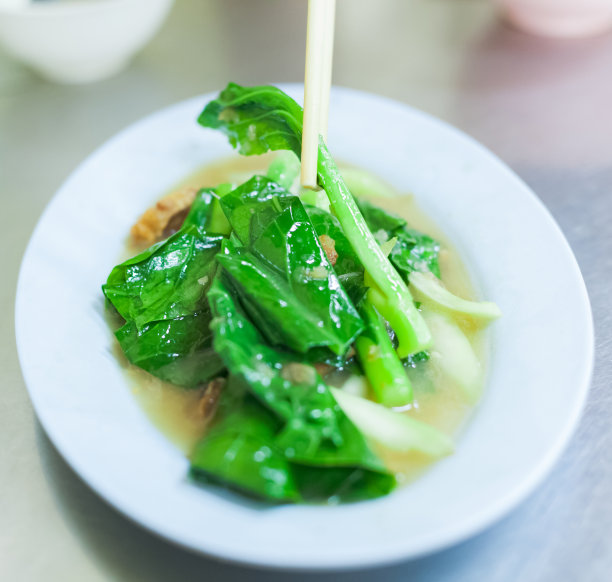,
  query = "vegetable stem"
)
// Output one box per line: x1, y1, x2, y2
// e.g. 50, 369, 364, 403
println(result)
209, 184, 233, 235
331, 388, 454, 457
355, 299, 413, 407
317, 142, 432, 356
409, 271, 502, 325
266, 152, 300, 190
